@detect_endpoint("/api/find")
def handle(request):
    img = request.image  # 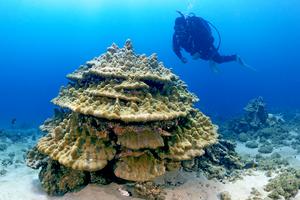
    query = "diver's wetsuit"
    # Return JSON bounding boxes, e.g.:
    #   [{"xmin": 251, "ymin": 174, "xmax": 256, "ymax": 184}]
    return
[{"xmin": 173, "ymin": 16, "xmax": 237, "ymax": 64}]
